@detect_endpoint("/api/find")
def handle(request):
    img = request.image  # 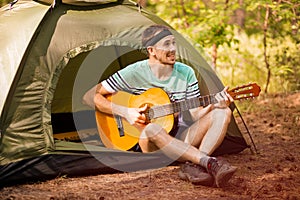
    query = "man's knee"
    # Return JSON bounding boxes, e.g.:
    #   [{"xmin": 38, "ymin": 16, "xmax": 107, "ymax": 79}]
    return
[
  {"xmin": 224, "ymin": 107, "xmax": 232, "ymax": 121},
  {"xmin": 213, "ymin": 107, "xmax": 232, "ymax": 124}
]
